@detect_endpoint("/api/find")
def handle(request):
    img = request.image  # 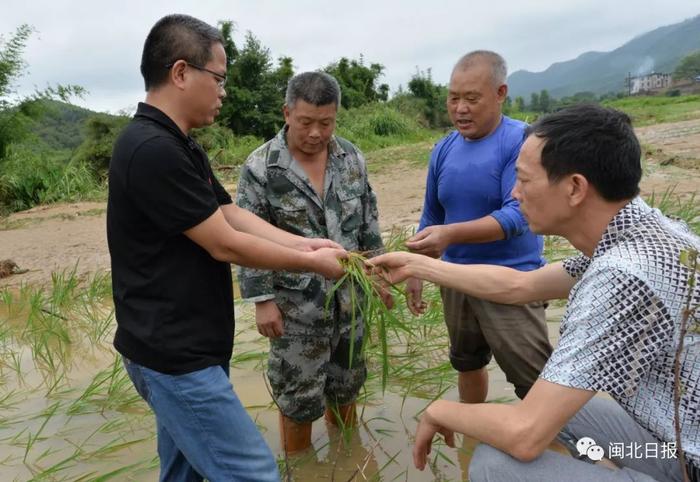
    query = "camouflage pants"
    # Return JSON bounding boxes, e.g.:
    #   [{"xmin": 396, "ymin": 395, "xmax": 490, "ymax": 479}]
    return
[{"xmin": 268, "ymin": 320, "xmax": 367, "ymax": 423}]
